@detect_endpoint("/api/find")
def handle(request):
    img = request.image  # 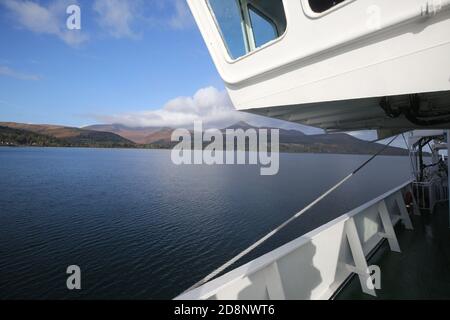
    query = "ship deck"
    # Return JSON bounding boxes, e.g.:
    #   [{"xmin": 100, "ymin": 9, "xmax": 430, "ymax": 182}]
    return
[{"xmin": 336, "ymin": 202, "xmax": 450, "ymax": 300}]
